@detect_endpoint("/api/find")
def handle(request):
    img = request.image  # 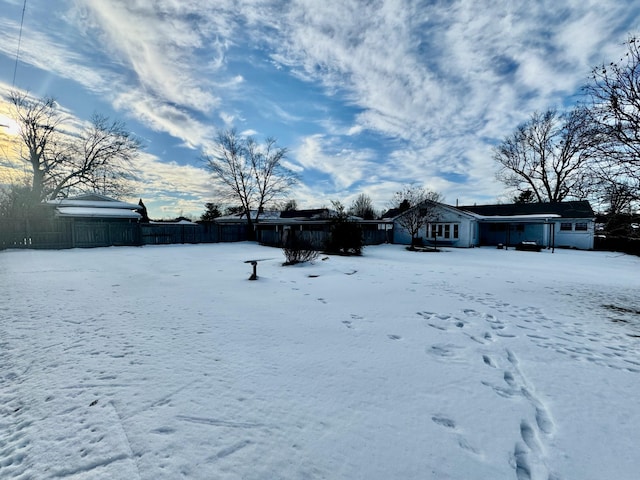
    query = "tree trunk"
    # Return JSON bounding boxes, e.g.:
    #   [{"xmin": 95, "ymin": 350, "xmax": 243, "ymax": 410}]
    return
[{"xmin": 246, "ymin": 216, "xmax": 256, "ymax": 241}]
